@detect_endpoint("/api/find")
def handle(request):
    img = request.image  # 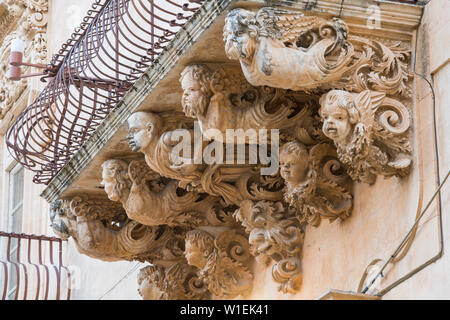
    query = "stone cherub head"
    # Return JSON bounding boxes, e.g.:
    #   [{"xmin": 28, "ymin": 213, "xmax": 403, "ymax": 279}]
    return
[
  {"xmin": 180, "ymin": 64, "xmax": 212, "ymax": 118},
  {"xmin": 319, "ymin": 90, "xmax": 359, "ymax": 146},
  {"xmin": 279, "ymin": 140, "xmax": 353, "ymax": 226},
  {"xmin": 185, "ymin": 230, "xmax": 215, "ymax": 270},
  {"xmin": 279, "ymin": 141, "xmax": 310, "ymax": 188},
  {"xmin": 223, "ymin": 8, "xmax": 258, "ymax": 64},
  {"xmin": 126, "ymin": 111, "xmax": 163, "ymax": 152}
]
